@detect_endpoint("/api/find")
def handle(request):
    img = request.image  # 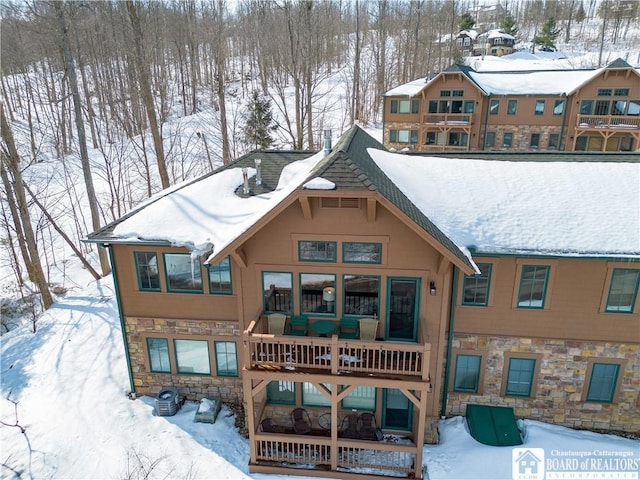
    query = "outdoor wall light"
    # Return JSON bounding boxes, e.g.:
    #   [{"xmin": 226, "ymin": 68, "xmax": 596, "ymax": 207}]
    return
[{"xmin": 429, "ymin": 281, "xmax": 437, "ymax": 296}]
